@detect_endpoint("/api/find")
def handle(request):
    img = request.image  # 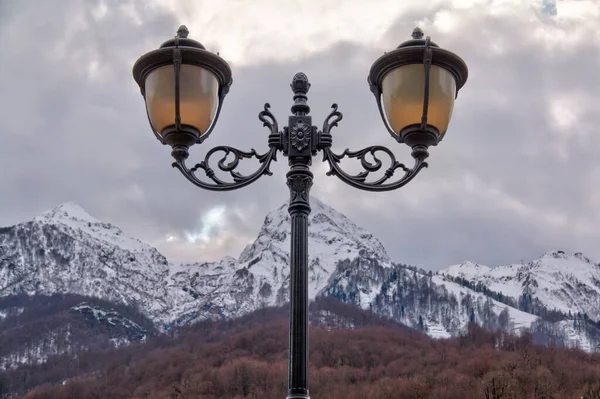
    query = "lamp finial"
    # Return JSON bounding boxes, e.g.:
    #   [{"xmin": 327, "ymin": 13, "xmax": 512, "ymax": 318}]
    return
[
  {"xmin": 412, "ymin": 27, "xmax": 424, "ymax": 40},
  {"xmin": 177, "ymin": 25, "xmax": 189, "ymax": 38}
]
